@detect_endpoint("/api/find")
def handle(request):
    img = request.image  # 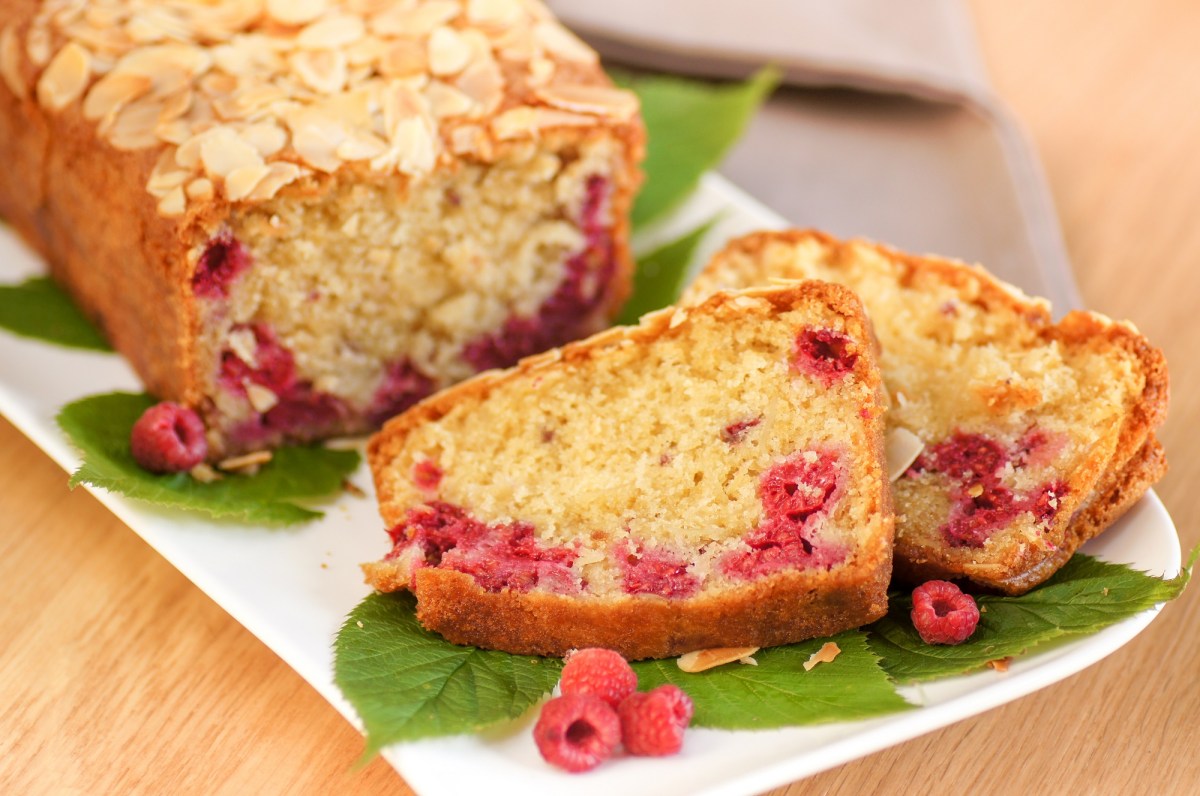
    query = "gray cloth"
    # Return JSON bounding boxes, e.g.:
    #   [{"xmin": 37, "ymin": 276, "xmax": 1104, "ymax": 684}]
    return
[{"xmin": 548, "ymin": 0, "xmax": 1082, "ymax": 312}]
